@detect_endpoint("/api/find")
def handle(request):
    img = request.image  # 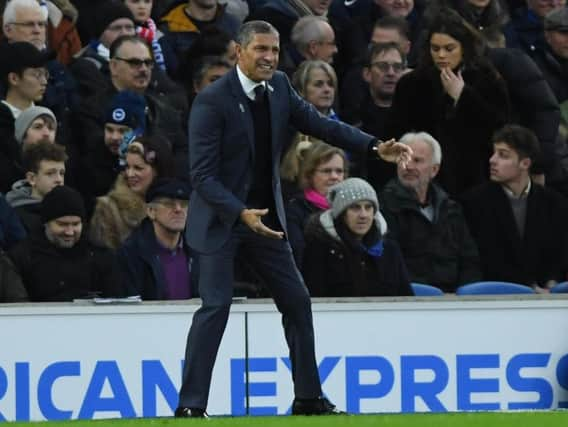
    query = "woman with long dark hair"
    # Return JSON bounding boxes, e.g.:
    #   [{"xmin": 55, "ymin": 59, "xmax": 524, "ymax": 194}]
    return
[{"xmin": 386, "ymin": 8, "xmax": 510, "ymax": 195}]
